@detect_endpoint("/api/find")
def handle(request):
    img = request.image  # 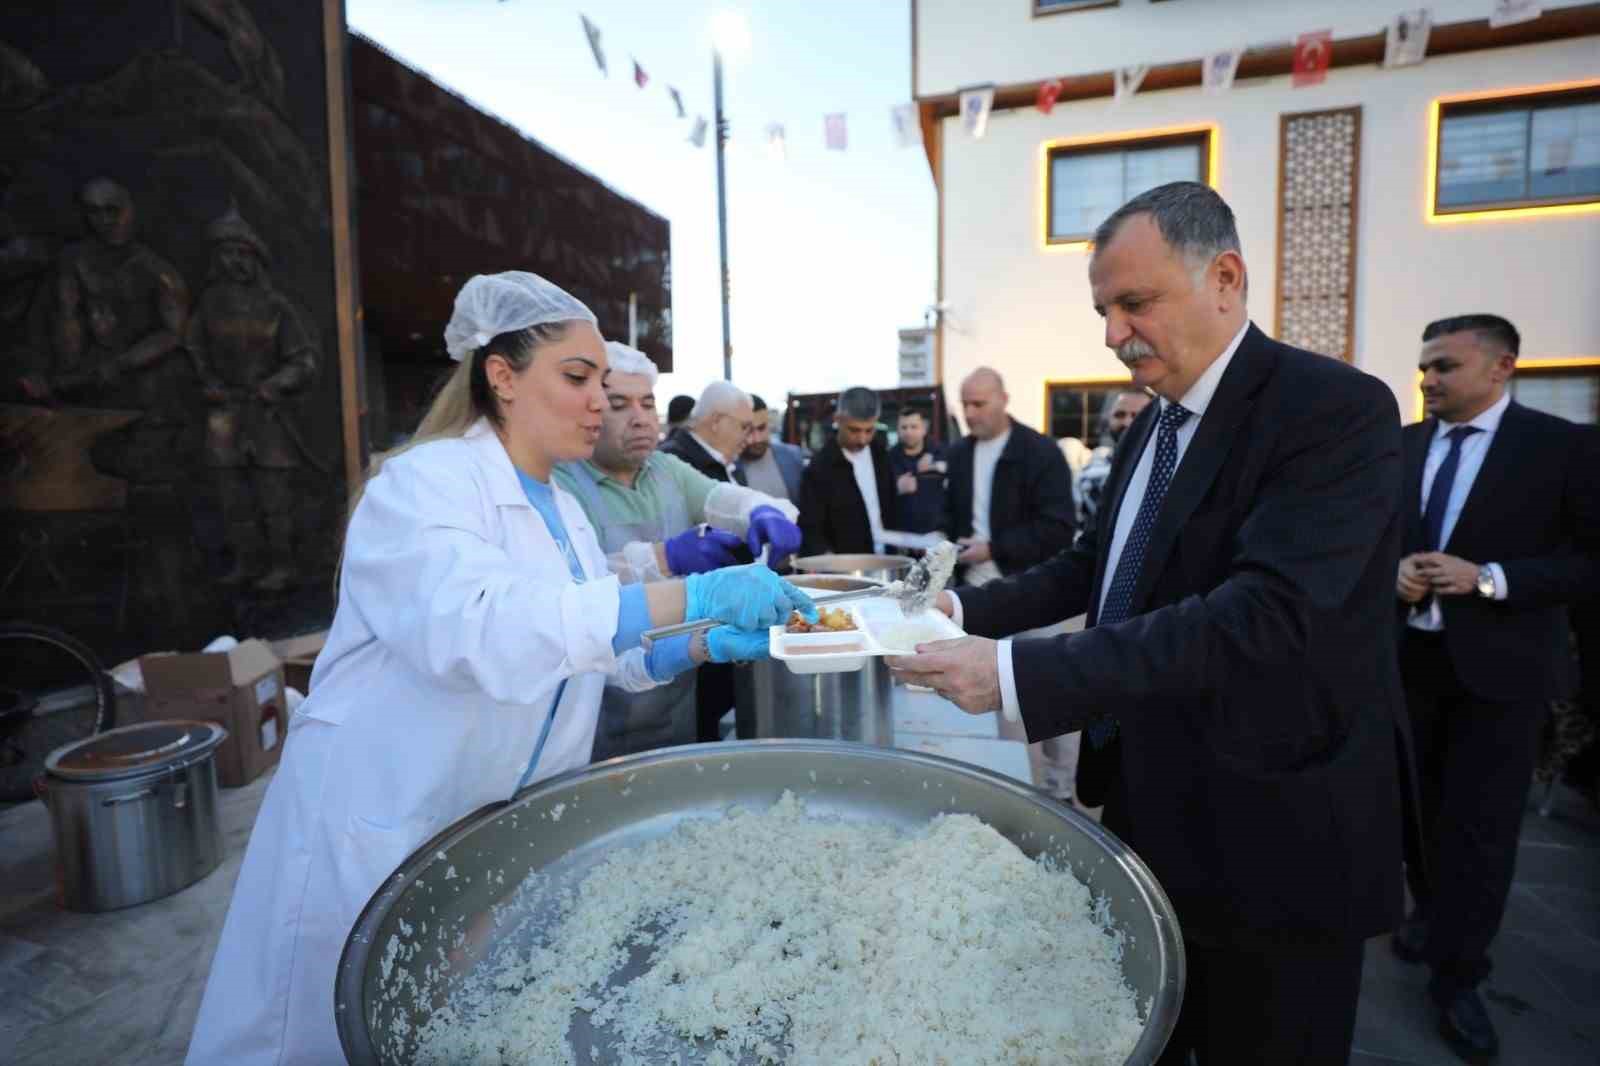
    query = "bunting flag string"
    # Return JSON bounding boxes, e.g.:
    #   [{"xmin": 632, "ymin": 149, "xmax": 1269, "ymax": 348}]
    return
[
  {"xmin": 1384, "ymin": 9, "xmax": 1432, "ymax": 68},
  {"xmin": 579, "ymin": 14, "xmax": 606, "ymax": 75},
  {"xmin": 1489, "ymin": 0, "xmax": 1542, "ymax": 28},
  {"xmin": 564, "ymin": 5, "xmax": 1505, "ymax": 163},
  {"xmin": 959, "ymin": 86, "xmax": 995, "ymax": 139},
  {"xmin": 824, "ymin": 113, "xmax": 848, "ymax": 151},
  {"xmin": 891, "ymin": 103, "xmax": 920, "ymax": 149},
  {"xmin": 1114, "ymin": 65, "xmax": 1149, "ymax": 102},
  {"xmin": 1292, "ymin": 29, "xmax": 1333, "ymax": 87}
]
